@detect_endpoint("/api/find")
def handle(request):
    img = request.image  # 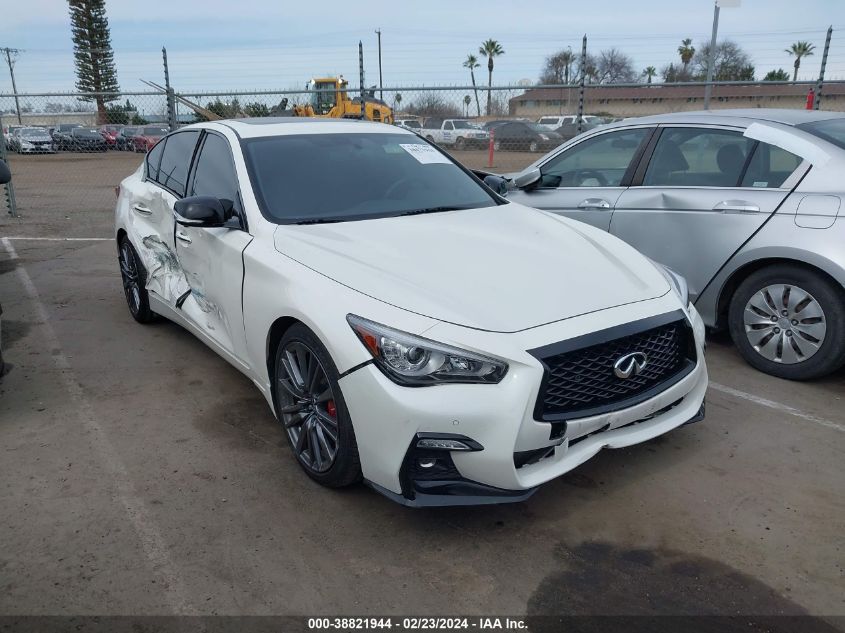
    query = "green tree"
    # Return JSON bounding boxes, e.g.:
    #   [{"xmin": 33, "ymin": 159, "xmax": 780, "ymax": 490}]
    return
[
  {"xmin": 642, "ymin": 66, "xmax": 657, "ymax": 84},
  {"xmin": 763, "ymin": 68, "xmax": 790, "ymax": 81},
  {"xmin": 478, "ymin": 39, "xmax": 504, "ymax": 116},
  {"xmin": 785, "ymin": 41, "xmax": 816, "ymax": 82},
  {"xmin": 678, "ymin": 38, "xmax": 695, "ymax": 74},
  {"xmin": 540, "ymin": 48, "xmax": 576, "ymax": 84},
  {"xmin": 244, "ymin": 102, "xmax": 271, "ymax": 117},
  {"xmin": 463, "ymin": 54, "xmax": 482, "ymax": 117},
  {"xmin": 463, "ymin": 94, "xmax": 471, "ymax": 116},
  {"xmin": 68, "ymin": 0, "xmax": 120, "ymax": 124},
  {"xmin": 692, "ymin": 40, "xmax": 755, "ymax": 81}
]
